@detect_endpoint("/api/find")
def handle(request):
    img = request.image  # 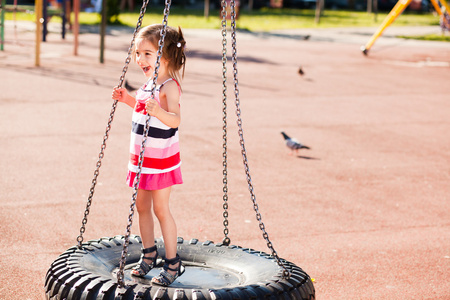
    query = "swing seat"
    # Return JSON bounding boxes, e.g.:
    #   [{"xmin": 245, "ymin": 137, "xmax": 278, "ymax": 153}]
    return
[{"xmin": 44, "ymin": 235, "xmax": 315, "ymax": 299}]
